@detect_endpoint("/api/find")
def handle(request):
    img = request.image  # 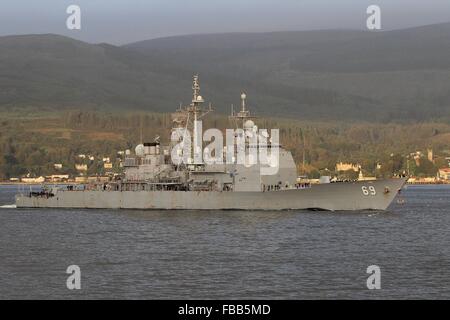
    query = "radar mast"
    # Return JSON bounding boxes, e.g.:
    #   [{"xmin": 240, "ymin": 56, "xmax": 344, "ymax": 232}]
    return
[
  {"xmin": 170, "ymin": 75, "xmax": 213, "ymax": 165},
  {"xmin": 229, "ymin": 92, "xmax": 256, "ymax": 129}
]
